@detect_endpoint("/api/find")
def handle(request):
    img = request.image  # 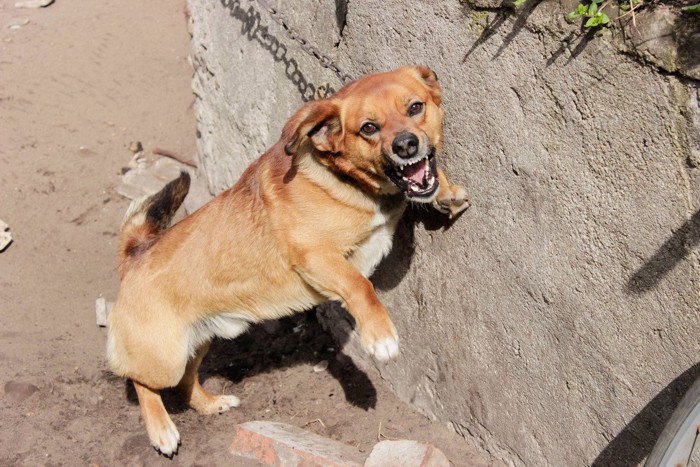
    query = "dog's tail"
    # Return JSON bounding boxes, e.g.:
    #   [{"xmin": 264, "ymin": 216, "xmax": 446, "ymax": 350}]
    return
[{"xmin": 118, "ymin": 171, "xmax": 190, "ymax": 272}]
